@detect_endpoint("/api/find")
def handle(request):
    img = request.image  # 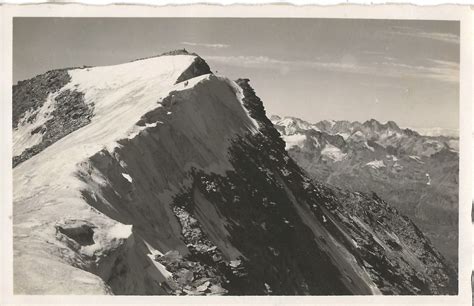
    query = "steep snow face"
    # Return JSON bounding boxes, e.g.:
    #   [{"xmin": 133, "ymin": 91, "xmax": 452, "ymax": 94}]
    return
[
  {"xmin": 13, "ymin": 55, "xmax": 258, "ymax": 294},
  {"xmin": 282, "ymin": 133, "xmax": 306, "ymax": 150},
  {"xmin": 64, "ymin": 55, "xmax": 199, "ymax": 152},
  {"xmin": 365, "ymin": 160, "xmax": 386, "ymax": 169},
  {"xmin": 271, "ymin": 116, "xmax": 320, "ymax": 134},
  {"xmin": 321, "ymin": 144, "xmax": 346, "ymax": 162}
]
